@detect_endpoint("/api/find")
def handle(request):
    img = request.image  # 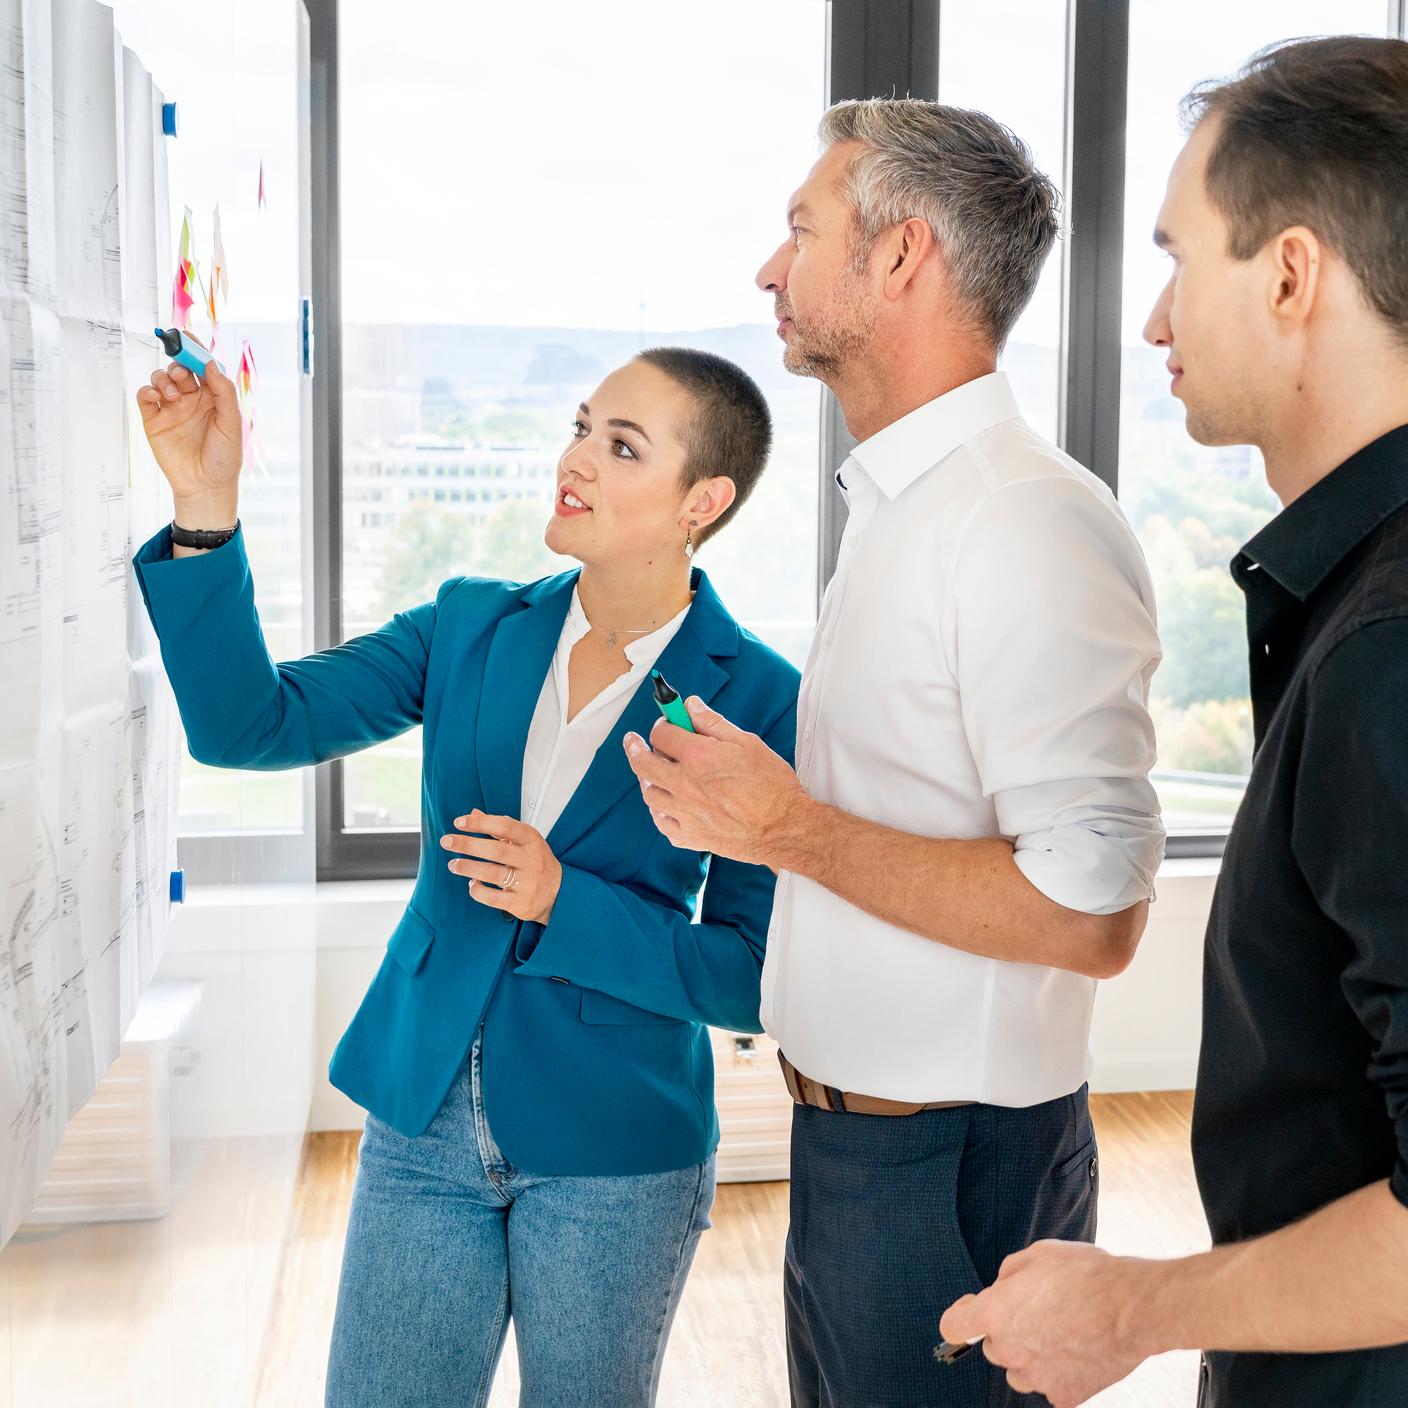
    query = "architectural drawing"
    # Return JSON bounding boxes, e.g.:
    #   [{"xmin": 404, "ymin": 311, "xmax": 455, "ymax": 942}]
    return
[{"xmin": 1, "ymin": 0, "xmax": 180, "ymax": 1246}]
